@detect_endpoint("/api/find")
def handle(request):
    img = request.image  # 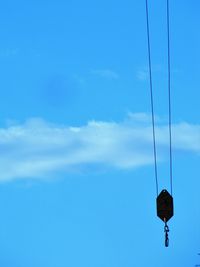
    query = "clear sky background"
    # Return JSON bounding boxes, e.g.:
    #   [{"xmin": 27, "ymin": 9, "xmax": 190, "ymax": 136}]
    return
[{"xmin": 0, "ymin": 0, "xmax": 200, "ymax": 266}]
